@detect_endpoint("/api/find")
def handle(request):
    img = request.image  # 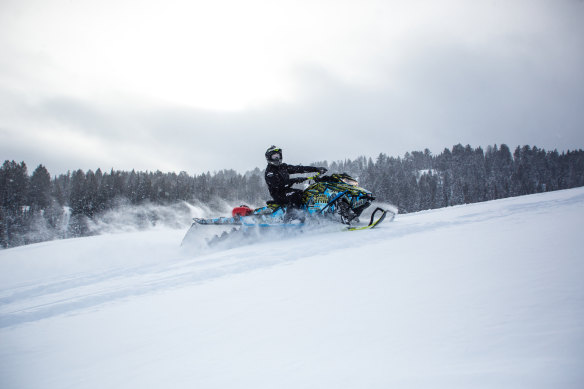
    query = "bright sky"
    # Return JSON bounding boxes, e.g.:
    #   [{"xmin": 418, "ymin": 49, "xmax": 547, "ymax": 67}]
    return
[{"xmin": 1, "ymin": 0, "xmax": 583, "ymax": 175}]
